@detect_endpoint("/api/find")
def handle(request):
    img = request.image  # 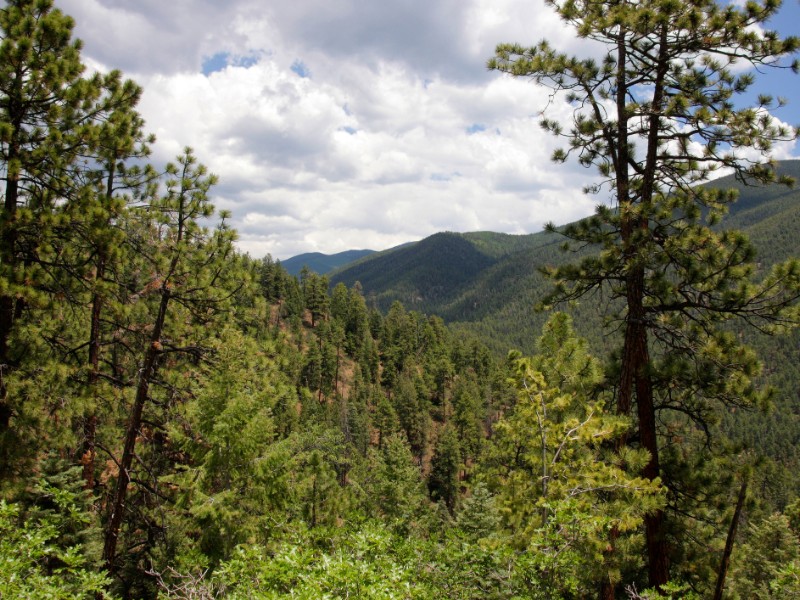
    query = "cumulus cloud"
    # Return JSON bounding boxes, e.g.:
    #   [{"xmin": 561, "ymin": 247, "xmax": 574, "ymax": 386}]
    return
[{"xmin": 58, "ymin": 0, "xmax": 800, "ymax": 259}]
